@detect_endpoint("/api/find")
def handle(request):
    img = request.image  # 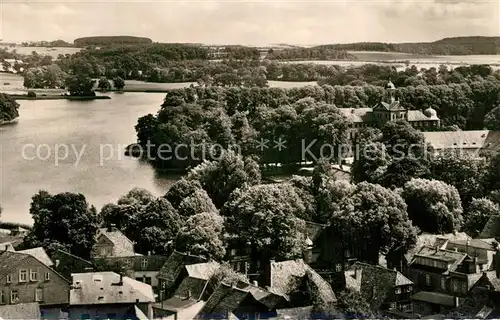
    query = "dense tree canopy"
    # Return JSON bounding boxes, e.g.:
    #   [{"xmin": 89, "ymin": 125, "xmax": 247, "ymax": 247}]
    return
[
  {"xmin": 223, "ymin": 183, "xmax": 307, "ymax": 260},
  {"xmin": 401, "ymin": 178, "xmax": 463, "ymax": 233},
  {"xmin": 0, "ymin": 93, "xmax": 19, "ymax": 121},
  {"xmin": 463, "ymin": 198, "xmax": 500, "ymax": 237},
  {"xmin": 25, "ymin": 191, "xmax": 101, "ymax": 259}
]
